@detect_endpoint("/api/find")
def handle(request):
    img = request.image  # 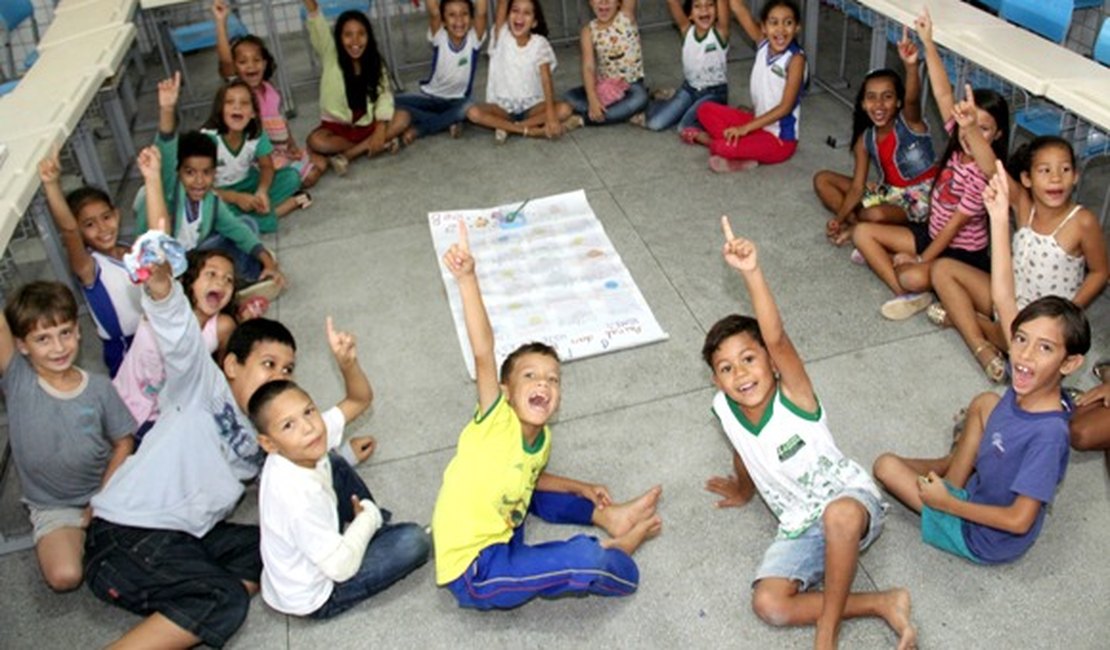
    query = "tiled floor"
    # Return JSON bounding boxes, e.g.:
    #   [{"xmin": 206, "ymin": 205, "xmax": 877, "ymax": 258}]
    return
[{"xmin": 2, "ymin": 15, "xmax": 1108, "ymax": 650}]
